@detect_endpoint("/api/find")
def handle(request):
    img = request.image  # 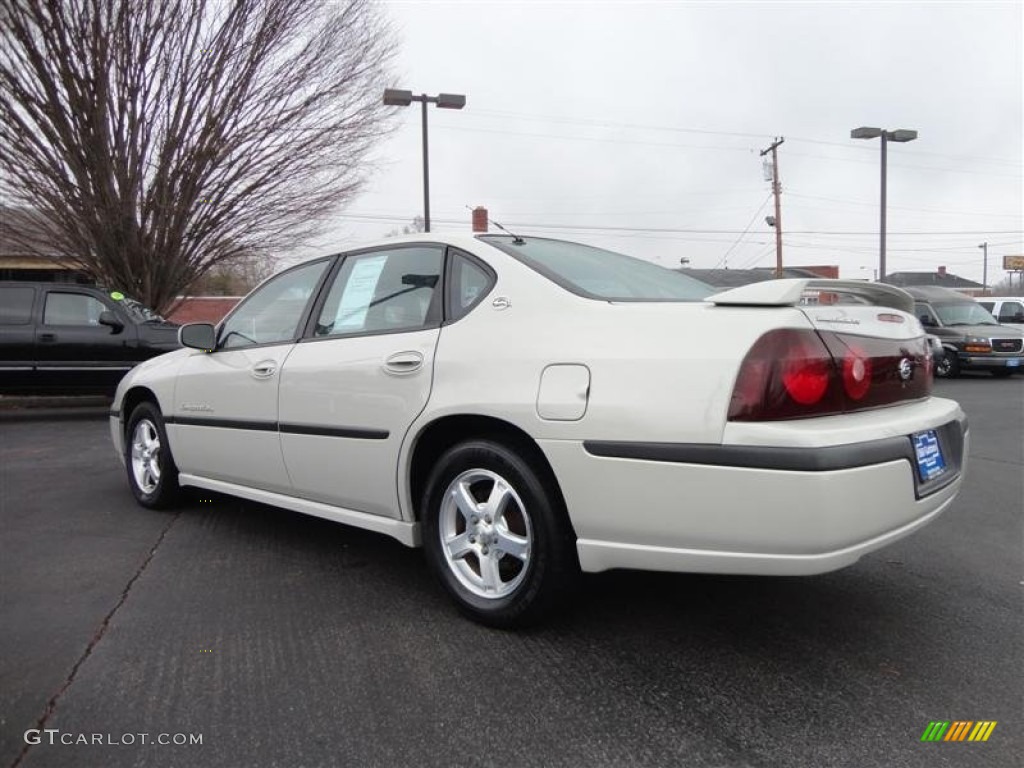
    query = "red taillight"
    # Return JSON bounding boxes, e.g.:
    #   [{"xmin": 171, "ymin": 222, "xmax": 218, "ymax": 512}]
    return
[
  {"xmin": 782, "ymin": 355, "xmax": 831, "ymax": 405},
  {"xmin": 729, "ymin": 329, "xmax": 931, "ymax": 421},
  {"xmin": 728, "ymin": 329, "xmax": 840, "ymax": 421}
]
